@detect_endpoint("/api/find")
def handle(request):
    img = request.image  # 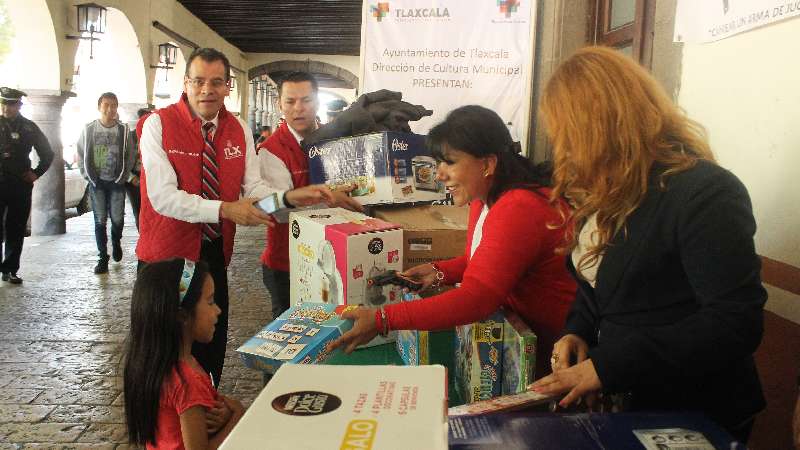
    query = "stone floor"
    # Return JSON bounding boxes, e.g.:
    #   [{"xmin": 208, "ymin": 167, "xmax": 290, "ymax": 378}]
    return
[{"xmin": 0, "ymin": 209, "xmax": 273, "ymax": 449}]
